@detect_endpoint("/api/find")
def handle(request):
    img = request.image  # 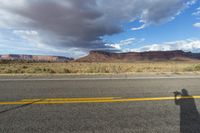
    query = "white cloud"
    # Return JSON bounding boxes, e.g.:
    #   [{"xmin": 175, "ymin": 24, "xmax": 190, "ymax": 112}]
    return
[
  {"xmin": 105, "ymin": 38, "xmax": 146, "ymax": 51},
  {"xmin": 131, "ymin": 24, "xmax": 146, "ymax": 31},
  {"xmin": 105, "ymin": 38, "xmax": 136, "ymax": 50},
  {"xmin": 192, "ymin": 6, "xmax": 200, "ymax": 28},
  {"xmin": 11, "ymin": 30, "xmax": 87, "ymax": 58},
  {"xmin": 130, "ymin": 39, "xmax": 200, "ymax": 52},
  {"xmin": 192, "ymin": 7, "xmax": 200, "ymax": 16},
  {"xmin": 118, "ymin": 38, "xmax": 136, "ymax": 46},
  {"xmin": 193, "ymin": 23, "xmax": 200, "ymax": 28},
  {"xmin": 106, "ymin": 38, "xmax": 200, "ymax": 53},
  {"xmin": 13, "ymin": 30, "xmax": 46, "ymax": 49},
  {"xmin": 13, "ymin": 30, "xmax": 38, "ymax": 36}
]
